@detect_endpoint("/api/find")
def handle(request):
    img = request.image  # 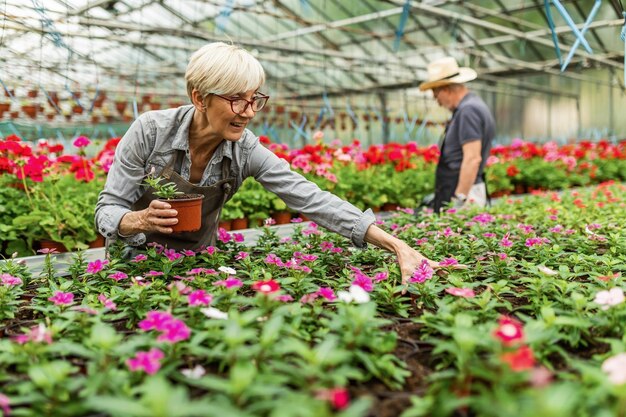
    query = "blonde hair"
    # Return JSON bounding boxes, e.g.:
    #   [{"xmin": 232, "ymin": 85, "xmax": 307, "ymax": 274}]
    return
[{"xmin": 185, "ymin": 42, "xmax": 265, "ymax": 100}]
